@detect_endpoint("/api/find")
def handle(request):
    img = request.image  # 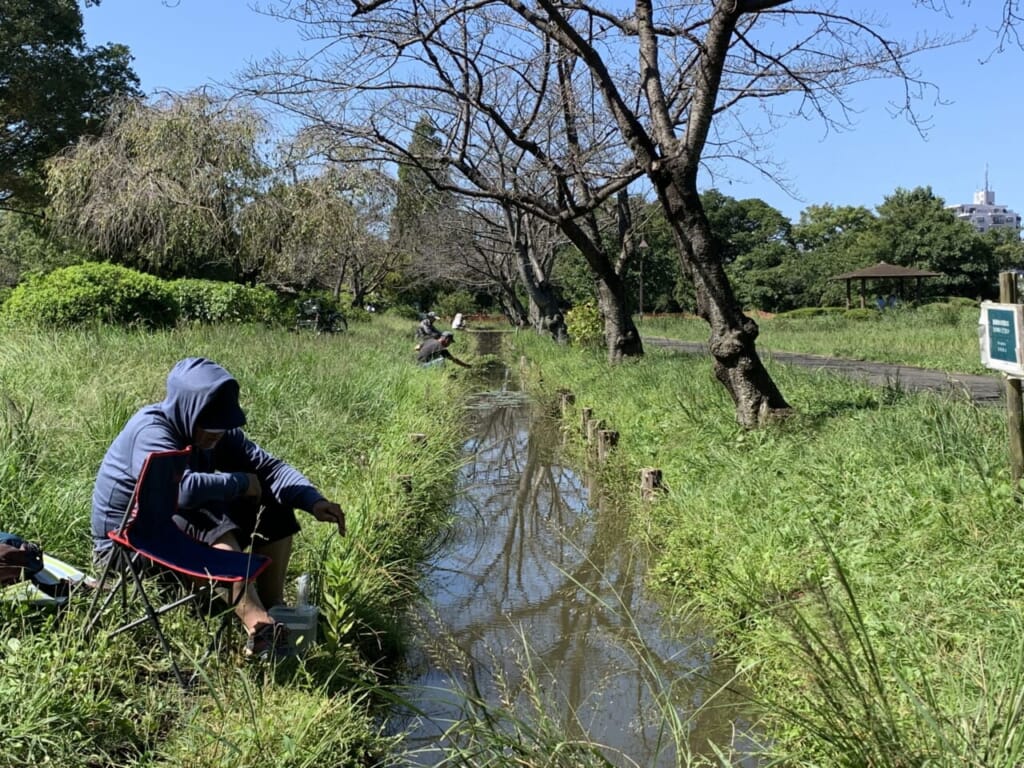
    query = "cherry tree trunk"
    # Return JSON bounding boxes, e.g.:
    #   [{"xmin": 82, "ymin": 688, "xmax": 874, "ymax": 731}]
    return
[
  {"xmin": 654, "ymin": 166, "xmax": 791, "ymax": 428},
  {"xmin": 596, "ymin": 275, "xmax": 643, "ymax": 364}
]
